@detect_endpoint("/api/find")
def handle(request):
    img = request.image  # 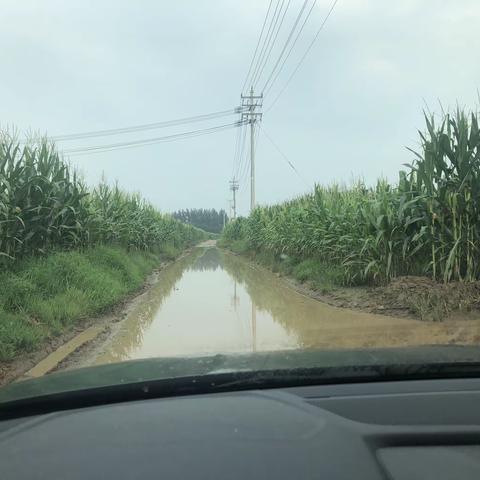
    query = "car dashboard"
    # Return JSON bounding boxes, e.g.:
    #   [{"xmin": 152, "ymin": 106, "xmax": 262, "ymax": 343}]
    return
[{"xmin": 1, "ymin": 377, "xmax": 480, "ymax": 479}]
